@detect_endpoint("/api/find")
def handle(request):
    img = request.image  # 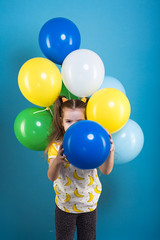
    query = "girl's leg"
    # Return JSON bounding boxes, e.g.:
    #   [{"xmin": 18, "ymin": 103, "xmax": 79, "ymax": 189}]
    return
[
  {"xmin": 55, "ymin": 205, "xmax": 77, "ymax": 240},
  {"xmin": 76, "ymin": 208, "xmax": 97, "ymax": 240}
]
